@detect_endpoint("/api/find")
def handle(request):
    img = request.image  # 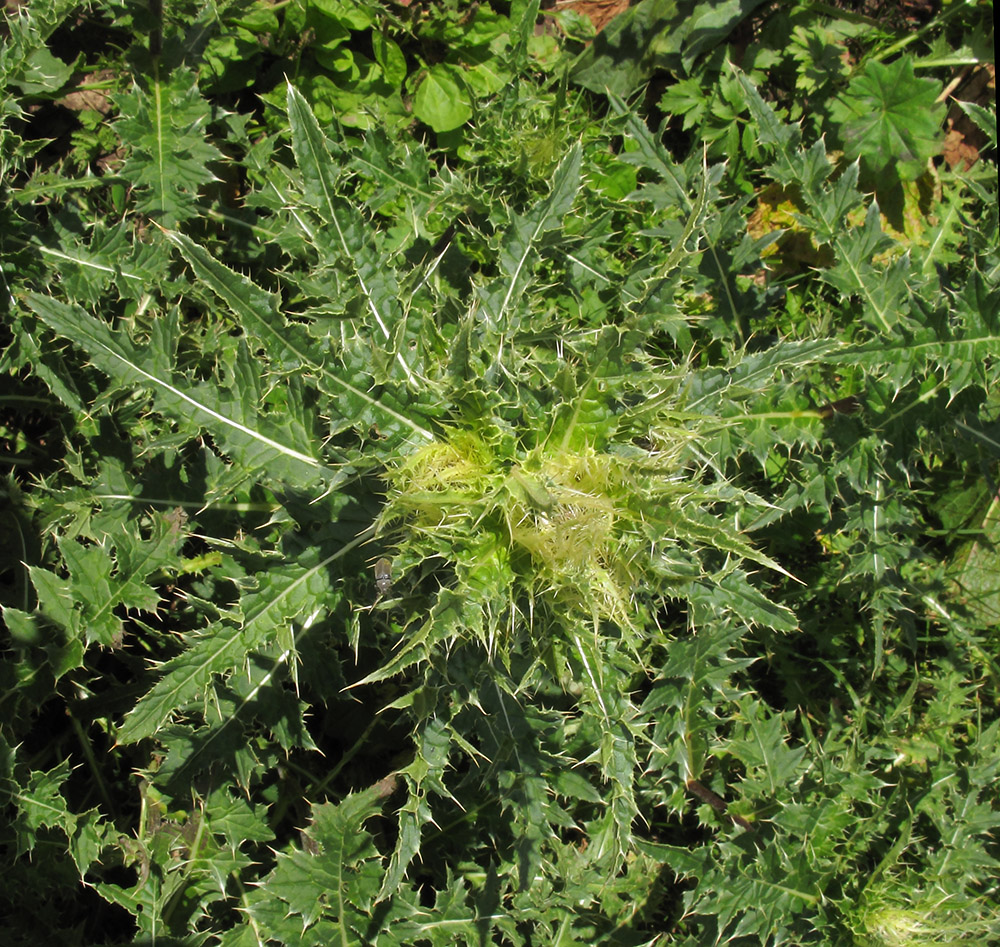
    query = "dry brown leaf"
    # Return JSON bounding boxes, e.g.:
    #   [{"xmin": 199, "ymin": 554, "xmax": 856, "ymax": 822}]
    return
[{"xmin": 556, "ymin": 0, "xmax": 631, "ymax": 35}]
